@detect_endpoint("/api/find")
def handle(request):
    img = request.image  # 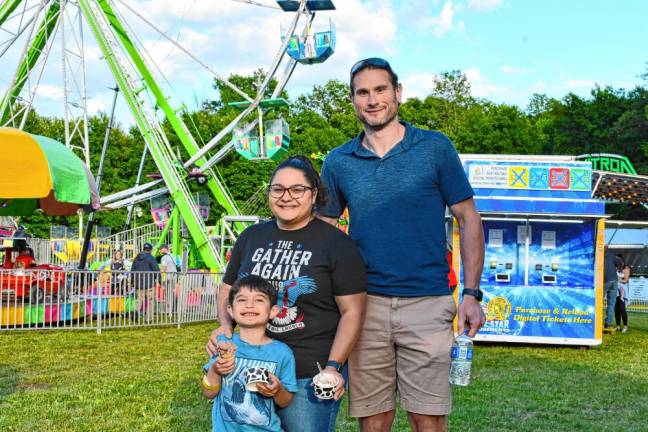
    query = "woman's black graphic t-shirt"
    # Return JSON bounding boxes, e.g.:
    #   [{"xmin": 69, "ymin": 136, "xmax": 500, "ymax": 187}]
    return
[{"xmin": 223, "ymin": 218, "xmax": 367, "ymax": 378}]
